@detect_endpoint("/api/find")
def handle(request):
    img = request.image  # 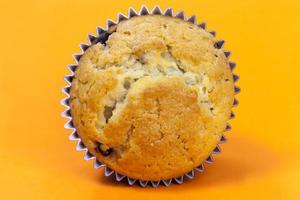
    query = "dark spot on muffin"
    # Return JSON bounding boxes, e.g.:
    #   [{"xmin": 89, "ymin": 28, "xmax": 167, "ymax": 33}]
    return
[
  {"xmin": 80, "ymin": 119, "xmax": 85, "ymax": 126},
  {"xmin": 137, "ymin": 54, "xmax": 147, "ymax": 64},
  {"xmin": 202, "ymin": 87, "xmax": 207, "ymax": 94},
  {"xmin": 157, "ymin": 67, "xmax": 166, "ymax": 75},
  {"xmin": 178, "ymin": 66, "xmax": 186, "ymax": 73},
  {"xmin": 104, "ymin": 105, "xmax": 115, "ymax": 123},
  {"xmin": 95, "ymin": 142, "xmax": 113, "ymax": 156},
  {"xmin": 208, "ymin": 88, "xmax": 214, "ymax": 93},
  {"xmin": 123, "ymin": 79, "xmax": 131, "ymax": 89},
  {"xmin": 124, "ymin": 31, "xmax": 131, "ymax": 35}
]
